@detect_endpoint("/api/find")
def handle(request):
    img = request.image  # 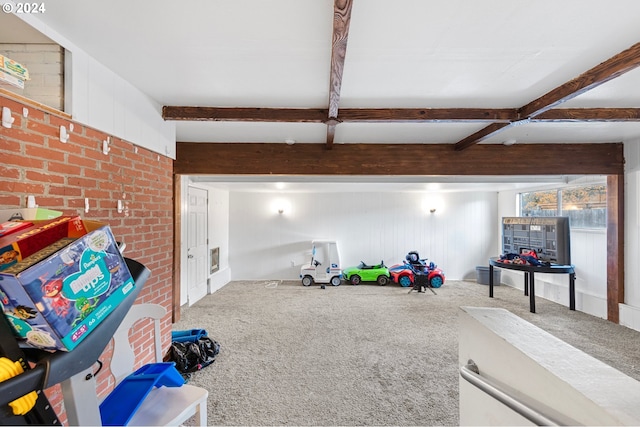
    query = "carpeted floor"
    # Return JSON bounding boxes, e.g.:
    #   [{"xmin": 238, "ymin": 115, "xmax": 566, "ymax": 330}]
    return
[{"xmin": 173, "ymin": 280, "xmax": 640, "ymax": 426}]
